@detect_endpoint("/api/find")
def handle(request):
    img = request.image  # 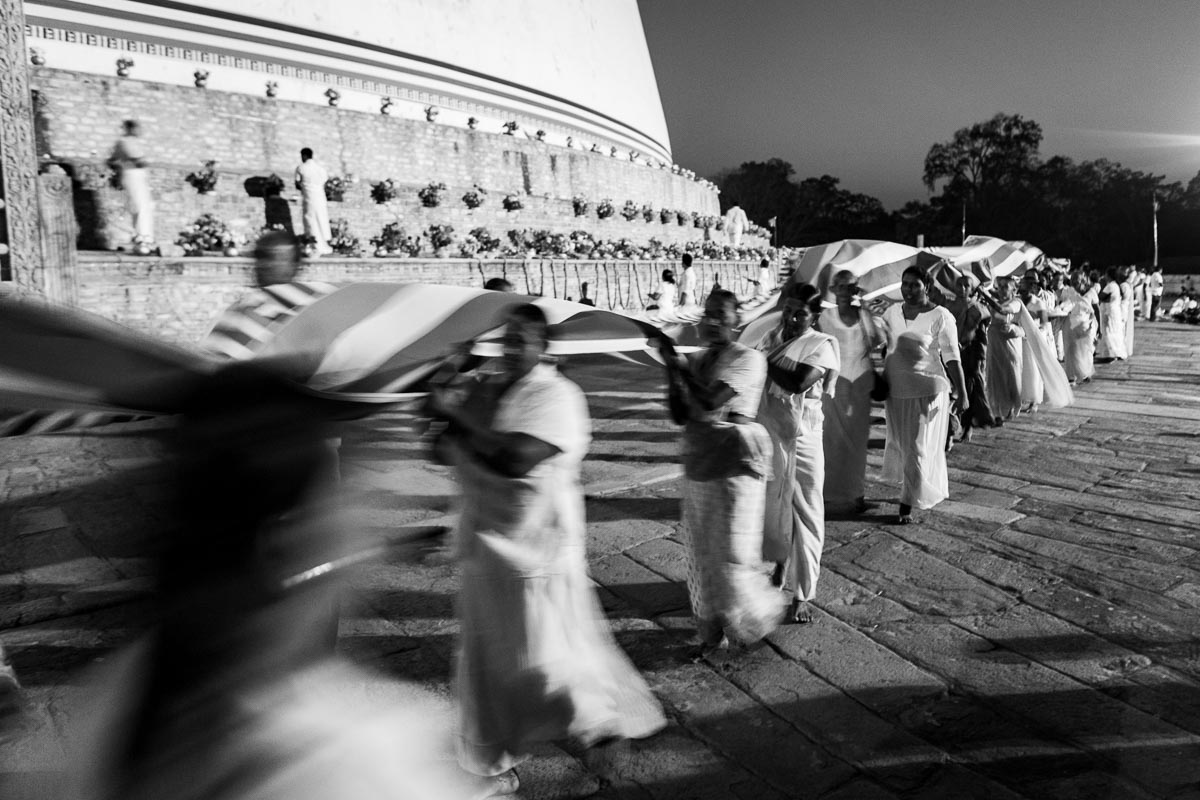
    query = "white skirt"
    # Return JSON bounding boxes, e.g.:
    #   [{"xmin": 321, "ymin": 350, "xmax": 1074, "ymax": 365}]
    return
[{"xmin": 882, "ymin": 393, "xmax": 950, "ymax": 510}]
